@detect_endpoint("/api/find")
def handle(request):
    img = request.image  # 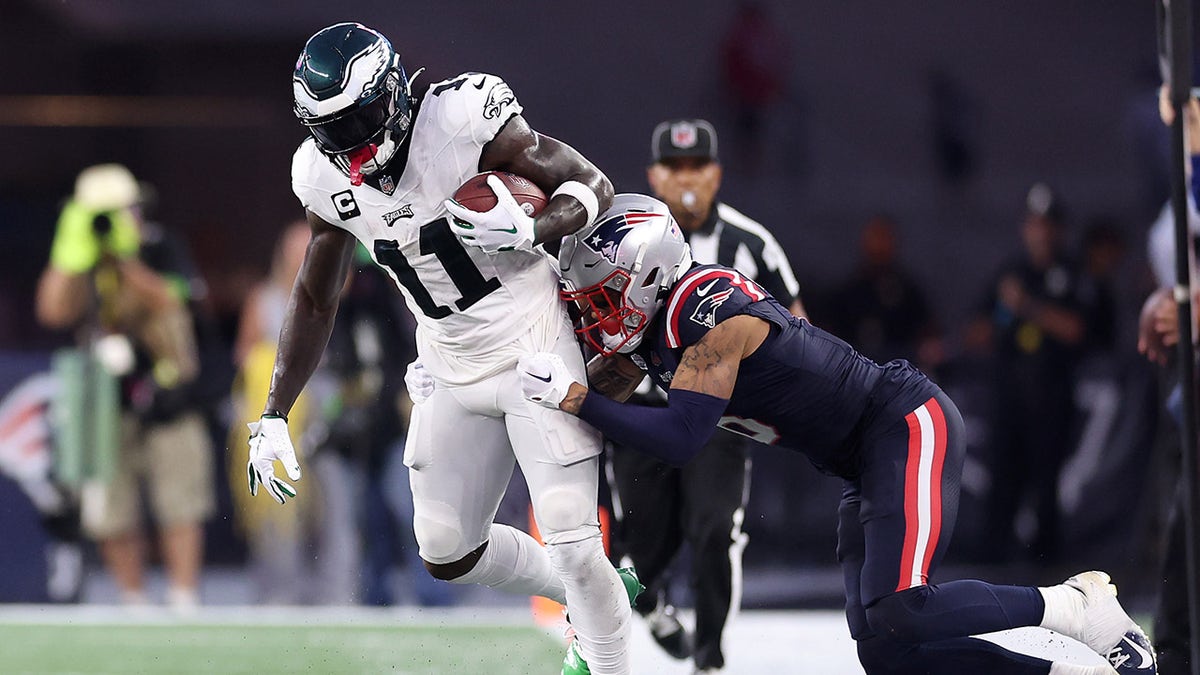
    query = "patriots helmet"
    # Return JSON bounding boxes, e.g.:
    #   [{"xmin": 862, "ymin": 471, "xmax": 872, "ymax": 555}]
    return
[
  {"xmin": 559, "ymin": 193, "xmax": 693, "ymax": 355},
  {"xmin": 293, "ymin": 22, "xmax": 414, "ymax": 185}
]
